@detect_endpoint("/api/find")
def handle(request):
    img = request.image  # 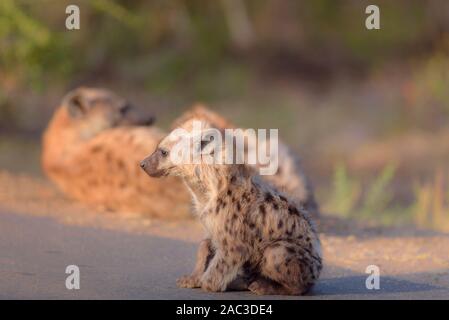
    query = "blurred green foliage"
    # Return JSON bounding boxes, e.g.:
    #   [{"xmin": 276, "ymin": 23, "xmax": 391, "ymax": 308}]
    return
[
  {"xmin": 412, "ymin": 51, "xmax": 449, "ymax": 116},
  {"xmin": 325, "ymin": 163, "xmax": 397, "ymax": 220},
  {"xmin": 1, "ymin": 0, "xmax": 448, "ymax": 95},
  {"xmin": 324, "ymin": 163, "xmax": 449, "ymax": 231},
  {"xmin": 325, "ymin": 162, "xmax": 361, "ymax": 216},
  {"xmin": 0, "ymin": 0, "xmax": 72, "ymax": 87},
  {"xmin": 2, "ymin": 0, "xmax": 448, "ymax": 132},
  {"xmin": 409, "ymin": 169, "xmax": 449, "ymax": 232},
  {"xmin": 360, "ymin": 163, "xmax": 396, "ymax": 218}
]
